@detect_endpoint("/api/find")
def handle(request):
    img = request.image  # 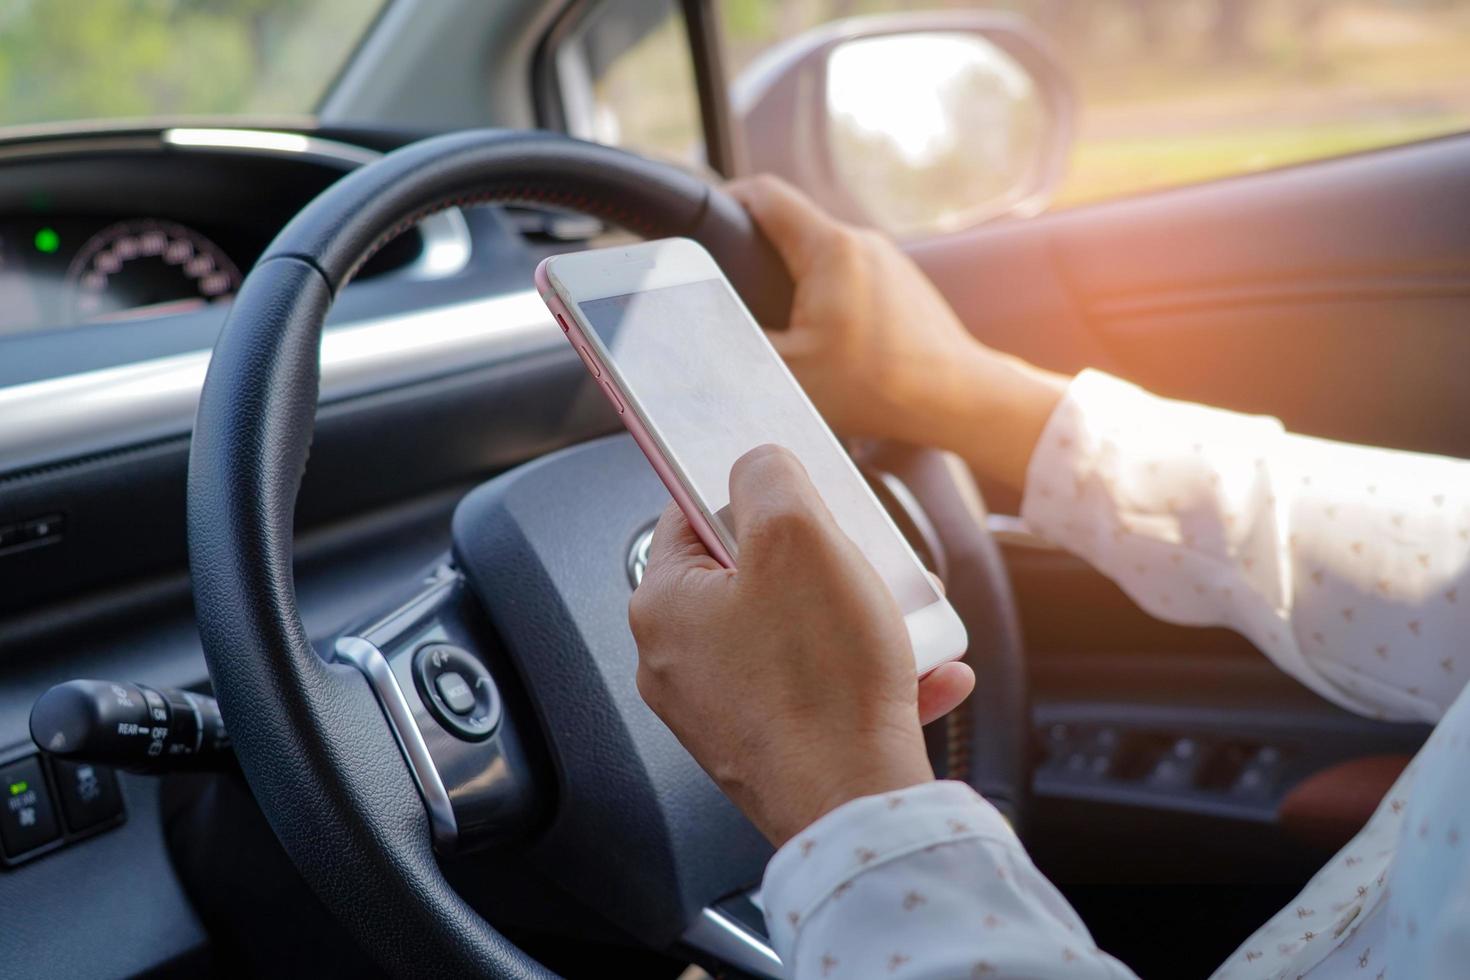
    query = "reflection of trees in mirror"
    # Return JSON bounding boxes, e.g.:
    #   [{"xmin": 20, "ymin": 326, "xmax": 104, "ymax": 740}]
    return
[{"xmin": 826, "ymin": 35, "xmax": 1046, "ymax": 237}]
